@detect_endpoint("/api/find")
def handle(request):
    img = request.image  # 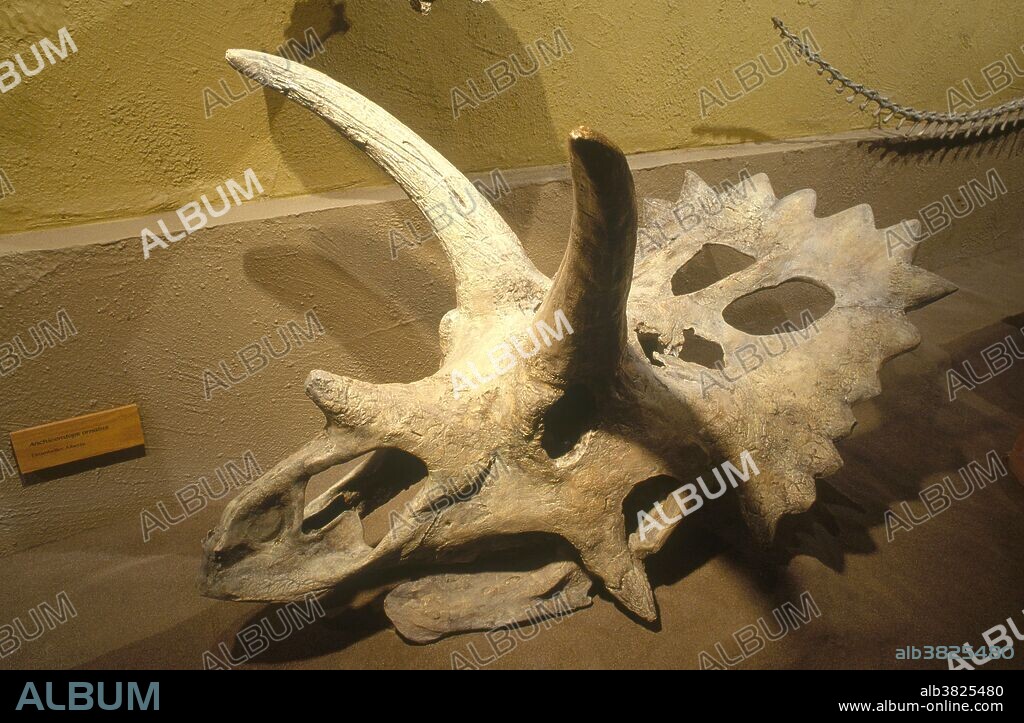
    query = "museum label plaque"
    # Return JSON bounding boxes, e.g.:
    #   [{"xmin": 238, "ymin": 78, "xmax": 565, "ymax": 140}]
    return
[{"xmin": 9, "ymin": 404, "xmax": 144, "ymax": 473}]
